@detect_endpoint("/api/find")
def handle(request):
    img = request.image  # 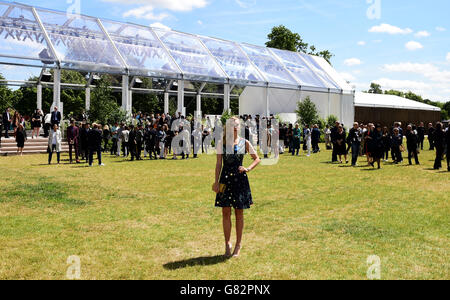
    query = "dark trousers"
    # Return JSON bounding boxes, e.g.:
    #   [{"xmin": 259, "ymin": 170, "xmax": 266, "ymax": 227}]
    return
[
  {"xmin": 44, "ymin": 123, "xmax": 50, "ymax": 137},
  {"xmin": 408, "ymin": 148, "xmax": 419, "ymax": 165},
  {"xmin": 332, "ymin": 143, "xmax": 338, "ymax": 162},
  {"xmin": 48, "ymin": 144, "xmax": 60, "ymax": 163},
  {"xmin": 429, "ymin": 138, "xmax": 434, "ymax": 150},
  {"xmin": 69, "ymin": 143, "xmax": 79, "ymax": 162},
  {"xmin": 418, "ymin": 138, "xmax": 424, "ymax": 150},
  {"xmin": 136, "ymin": 143, "xmax": 142, "ymax": 160},
  {"xmin": 434, "ymin": 146, "xmax": 443, "ymax": 169},
  {"xmin": 392, "ymin": 146, "xmax": 402, "ymax": 163},
  {"xmin": 89, "ymin": 149, "xmax": 102, "ymax": 166},
  {"xmin": 447, "ymin": 150, "xmax": 450, "ymax": 170},
  {"xmin": 3, "ymin": 122, "xmax": 10, "ymax": 138},
  {"xmin": 147, "ymin": 143, "xmax": 158, "ymax": 159},
  {"xmin": 103, "ymin": 138, "xmax": 109, "ymax": 152},
  {"xmin": 130, "ymin": 143, "xmax": 137, "ymax": 160},
  {"xmin": 351, "ymin": 142, "xmax": 360, "ymax": 166},
  {"xmin": 111, "ymin": 138, "xmax": 117, "ymax": 155},
  {"xmin": 384, "ymin": 149, "xmax": 390, "ymax": 160},
  {"xmin": 312, "ymin": 140, "xmax": 319, "ymax": 153}
]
